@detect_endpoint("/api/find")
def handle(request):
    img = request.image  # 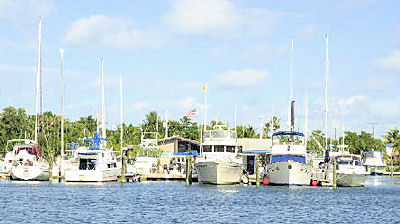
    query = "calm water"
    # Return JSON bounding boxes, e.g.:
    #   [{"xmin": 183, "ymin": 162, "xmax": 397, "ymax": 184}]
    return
[{"xmin": 1, "ymin": 176, "xmax": 399, "ymax": 223}]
